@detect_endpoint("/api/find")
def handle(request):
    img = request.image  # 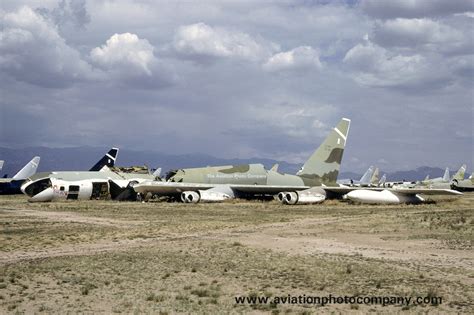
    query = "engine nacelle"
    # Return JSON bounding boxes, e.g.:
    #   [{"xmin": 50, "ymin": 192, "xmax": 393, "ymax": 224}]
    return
[
  {"xmin": 278, "ymin": 188, "xmax": 326, "ymax": 205},
  {"xmin": 181, "ymin": 191, "xmax": 200, "ymax": 203},
  {"xmin": 181, "ymin": 190, "xmax": 231, "ymax": 203}
]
